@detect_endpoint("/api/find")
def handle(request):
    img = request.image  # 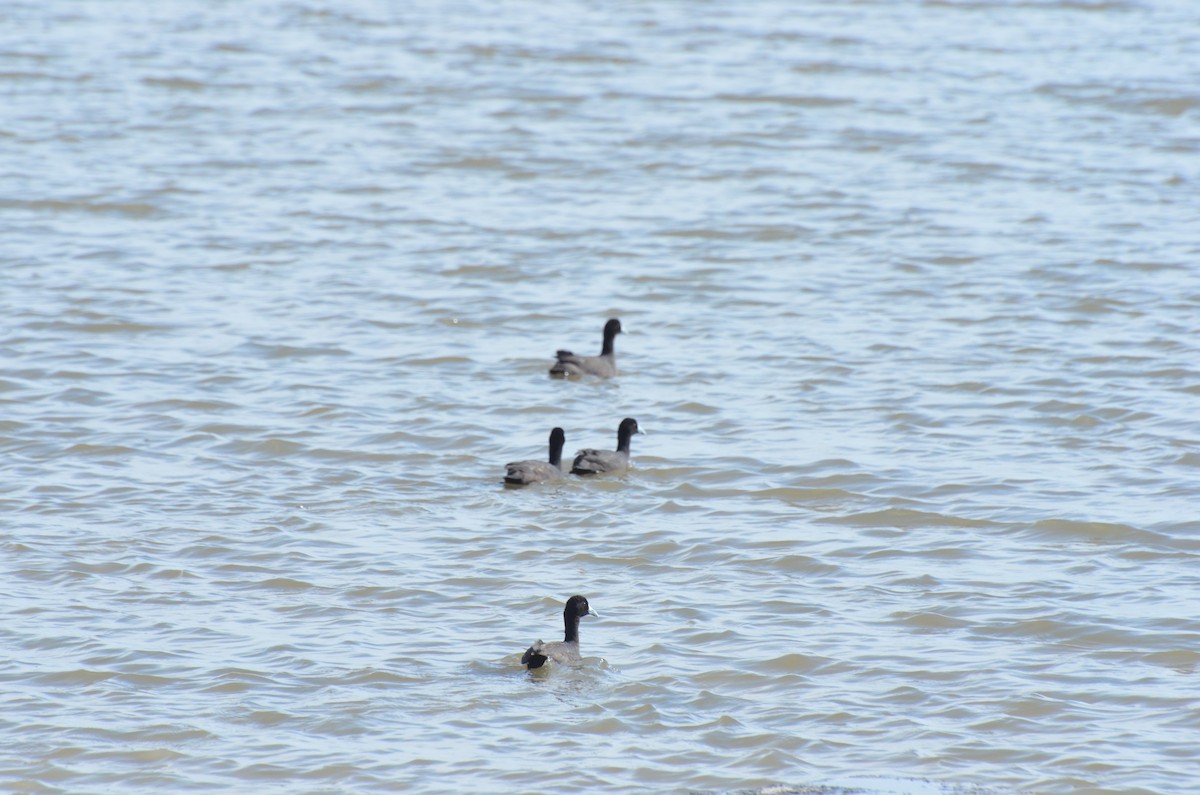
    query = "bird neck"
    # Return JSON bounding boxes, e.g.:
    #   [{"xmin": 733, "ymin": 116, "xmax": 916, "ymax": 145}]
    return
[{"xmin": 563, "ymin": 613, "xmax": 580, "ymax": 643}]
